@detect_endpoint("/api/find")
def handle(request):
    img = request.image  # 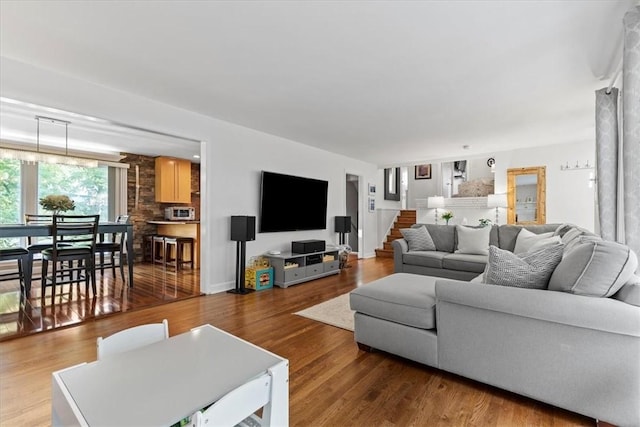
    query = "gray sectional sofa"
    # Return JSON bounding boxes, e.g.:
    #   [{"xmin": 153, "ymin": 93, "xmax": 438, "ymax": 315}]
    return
[
  {"xmin": 353, "ymin": 223, "xmax": 640, "ymax": 426},
  {"xmin": 392, "ymin": 223, "xmax": 561, "ymax": 280}
]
